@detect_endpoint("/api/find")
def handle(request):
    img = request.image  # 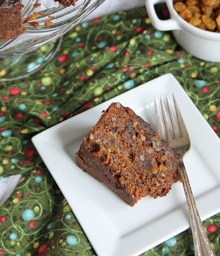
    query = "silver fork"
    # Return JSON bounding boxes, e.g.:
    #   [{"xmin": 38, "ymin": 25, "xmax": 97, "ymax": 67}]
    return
[{"xmin": 155, "ymin": 95, "xmax": 215, "ymax": 256}]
